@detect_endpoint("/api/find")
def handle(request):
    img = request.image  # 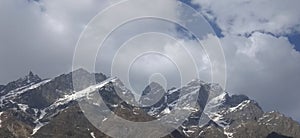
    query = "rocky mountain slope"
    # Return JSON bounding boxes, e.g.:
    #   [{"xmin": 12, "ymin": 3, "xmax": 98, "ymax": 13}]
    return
[{"xmin": 0, "ymin": 69, "xmax": 299, "ymax": 138}]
